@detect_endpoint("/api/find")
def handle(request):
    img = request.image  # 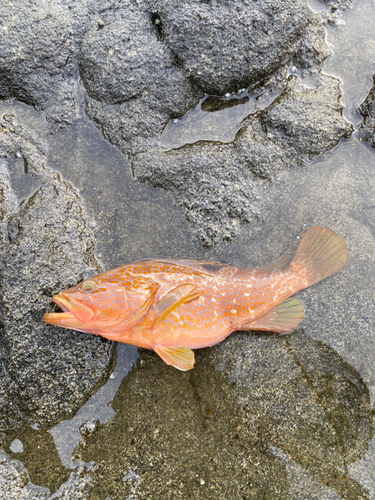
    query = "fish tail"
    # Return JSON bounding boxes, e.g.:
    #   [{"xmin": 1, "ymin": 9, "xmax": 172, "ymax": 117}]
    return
[{"xmin": 290, "ymin": 226, "xmax": 349, "ymax": 287}]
